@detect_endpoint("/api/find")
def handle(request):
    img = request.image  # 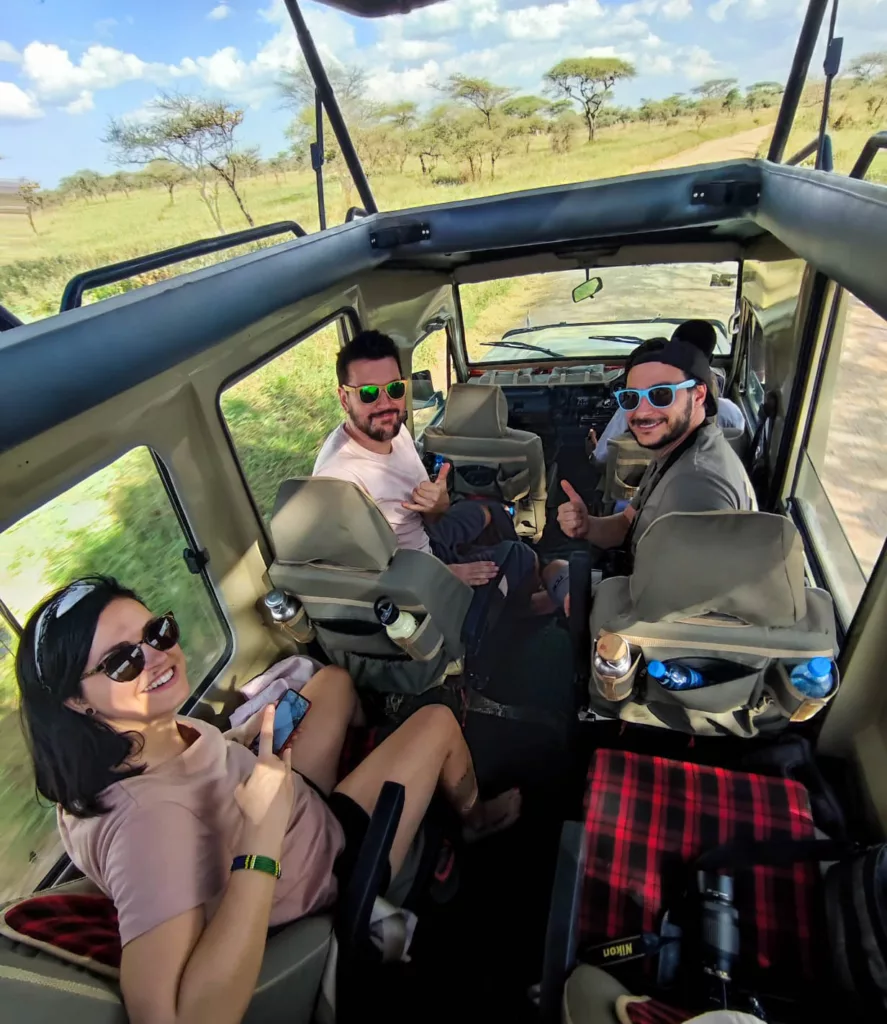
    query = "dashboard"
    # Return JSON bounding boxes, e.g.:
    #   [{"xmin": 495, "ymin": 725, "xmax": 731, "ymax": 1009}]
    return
[{"xmin": 468, "ymin": 365, "xmax": 624, "ymax": 454}]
